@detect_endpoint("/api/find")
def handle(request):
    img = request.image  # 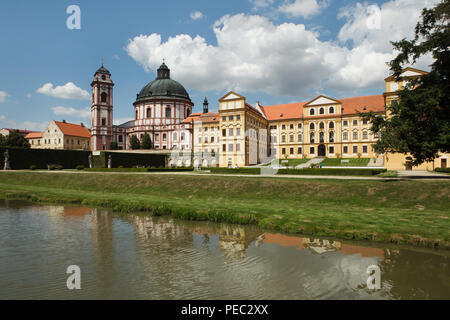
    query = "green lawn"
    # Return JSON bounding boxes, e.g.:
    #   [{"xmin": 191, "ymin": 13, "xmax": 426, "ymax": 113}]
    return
[
  {"xmin": 321, "ymin": 158, "xmax": 371, "ymax": 167},
  {"xmin": 266, "ymin": 158, "xmax": 310, "ymax": 167},
  {"xmin": 0, "ymin": 171, "xmax": 449, "ymax": 248}
]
